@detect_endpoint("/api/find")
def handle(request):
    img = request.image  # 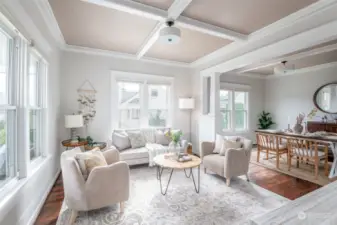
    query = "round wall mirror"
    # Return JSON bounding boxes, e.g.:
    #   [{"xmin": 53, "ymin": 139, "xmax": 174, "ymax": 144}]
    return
[{"xmin": 313, "ymin": 82, "xmax": 337, "ymax": 114}]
